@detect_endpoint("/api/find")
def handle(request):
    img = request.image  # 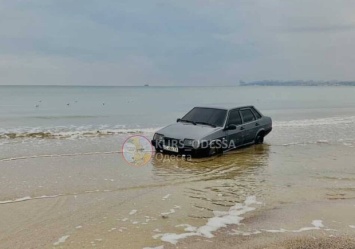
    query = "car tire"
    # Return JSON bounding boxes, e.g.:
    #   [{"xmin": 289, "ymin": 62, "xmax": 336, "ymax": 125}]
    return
[
  {"xmin": 255, "ymin": 132, "xmax": 264, "ymax": 144},
  {"xmin": 207, "ymin": 145, "xmax": 223, "ymax": 157}
]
